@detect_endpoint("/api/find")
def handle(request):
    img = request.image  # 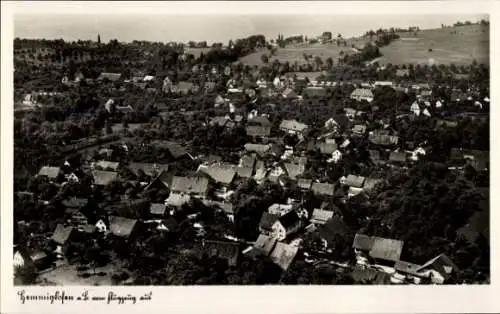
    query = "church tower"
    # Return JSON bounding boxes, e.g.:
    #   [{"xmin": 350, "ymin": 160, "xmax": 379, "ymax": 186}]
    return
[{"xmin": 97, "ymin": 34, "xmax": 101, "ymax": 44}]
